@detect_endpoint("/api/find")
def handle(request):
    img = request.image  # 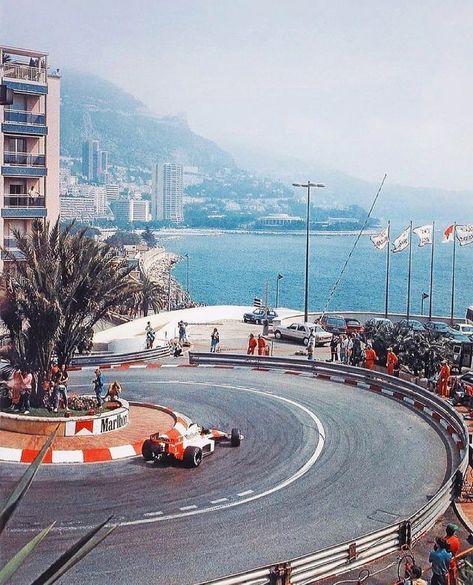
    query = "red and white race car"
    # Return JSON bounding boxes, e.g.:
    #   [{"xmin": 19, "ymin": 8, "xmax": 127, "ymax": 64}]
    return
[{"xmin": 142, "ymin": 421, "xmax": 242, "ymax": 467}]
